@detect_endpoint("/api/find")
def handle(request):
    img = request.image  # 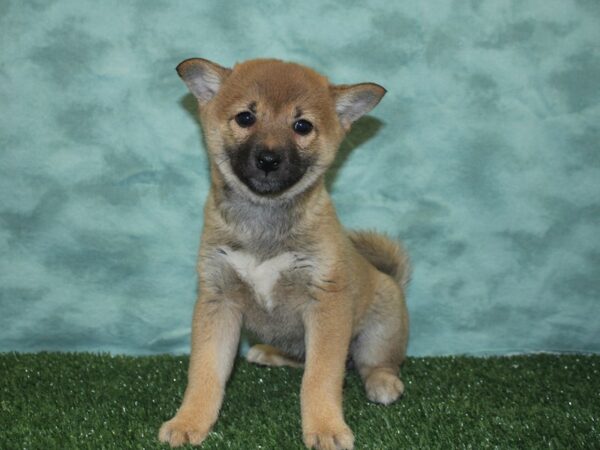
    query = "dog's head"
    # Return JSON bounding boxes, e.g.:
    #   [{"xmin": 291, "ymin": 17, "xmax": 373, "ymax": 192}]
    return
[{"xmin": 177, "ymin": 58, "xmax": 385, "ymax": 201}]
